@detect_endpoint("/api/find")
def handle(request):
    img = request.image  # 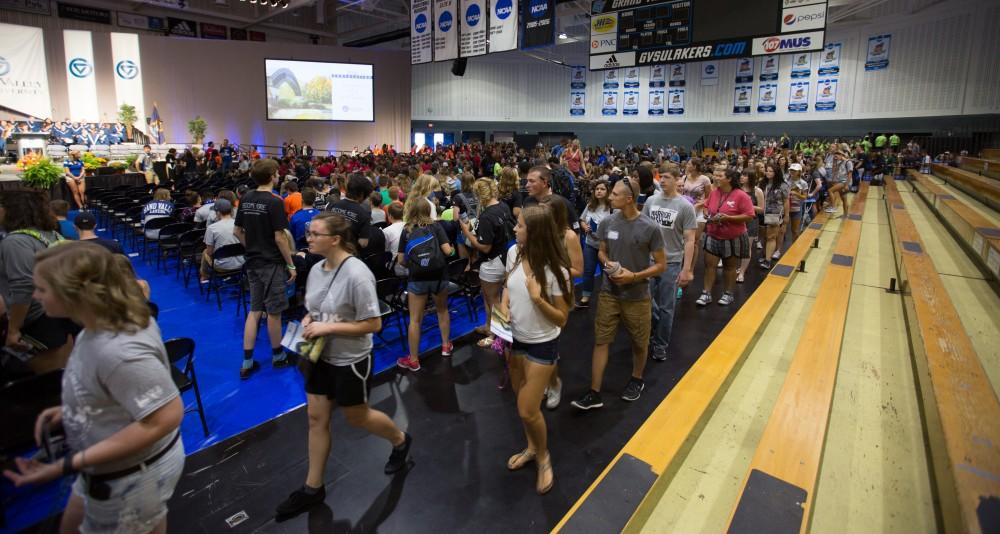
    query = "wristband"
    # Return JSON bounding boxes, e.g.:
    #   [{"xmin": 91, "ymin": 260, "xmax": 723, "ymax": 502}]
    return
[
  {"xmin": 63, "ymin": 452, "xmax": 76, "ymax": 476},
  {"xmin": 287, "ymin": 264, "xmax": 296, "ymax": 270}
]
